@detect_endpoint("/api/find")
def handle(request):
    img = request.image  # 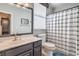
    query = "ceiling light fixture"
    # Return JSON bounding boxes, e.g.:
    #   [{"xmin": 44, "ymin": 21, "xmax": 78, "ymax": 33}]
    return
[
  {"xmin": 24, "ymin": 3, "xmax": 29, "ymax": 7},
  {"xmin": 10, "ymin": 3, "xmax": 30, "ymax": 9},
  {"xmin": 16, "ymin": 4, "xmax": 21, "ymax": 8}
]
